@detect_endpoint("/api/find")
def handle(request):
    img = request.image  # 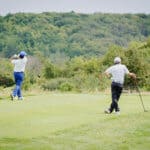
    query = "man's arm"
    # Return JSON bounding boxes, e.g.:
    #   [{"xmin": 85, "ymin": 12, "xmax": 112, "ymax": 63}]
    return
[
  {"xmin": 99, "ymin": 71, "xmax": 110, "ymax": 80},
  {"xmin": 128, "ymin": 72, "xmax": 136, "ymax": 79},
  {"xmin": 11, "ymin": 54, "xmax": 19, "ymax": 60},
  {"xmin": 104, "ymin": 71, "xmax": 111, "ymax": 78}
]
